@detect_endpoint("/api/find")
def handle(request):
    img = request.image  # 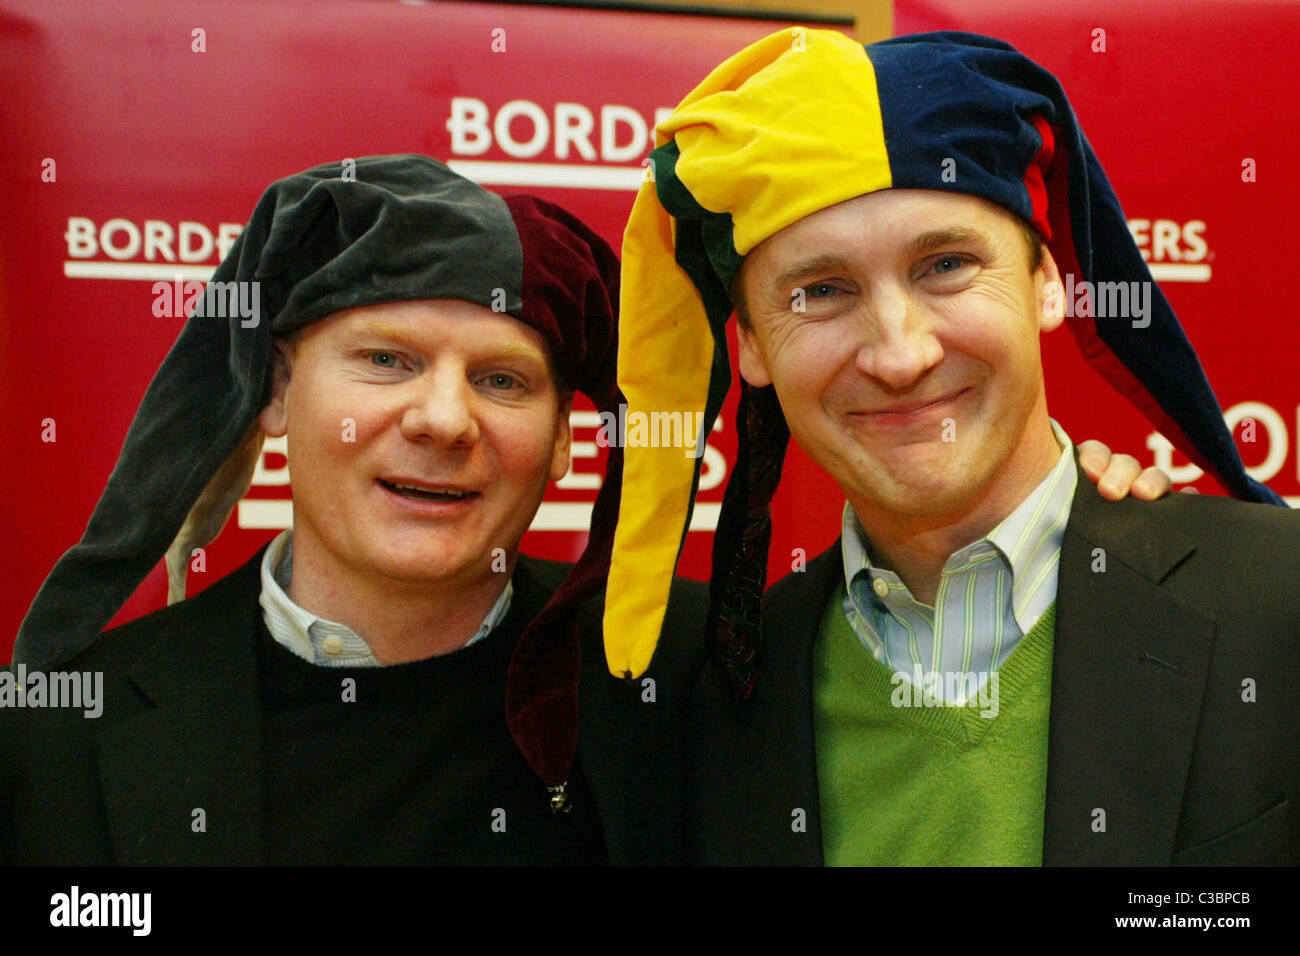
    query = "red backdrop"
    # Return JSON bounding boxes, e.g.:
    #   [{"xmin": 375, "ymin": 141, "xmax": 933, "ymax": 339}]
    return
[{"xmin": 2, "ymin": 0, "xmax": 1296, "ymax": 661}]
